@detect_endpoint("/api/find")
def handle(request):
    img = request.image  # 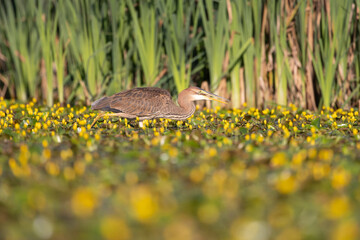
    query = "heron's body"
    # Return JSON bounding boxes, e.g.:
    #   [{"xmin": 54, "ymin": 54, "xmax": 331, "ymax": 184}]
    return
[
  {"xmin": 92, "ymin": 87, "xmax": 195, "ymax": 120},
  {"xmin": 90, "ymin": 86, "xmax": 228, "ymax": 127}
]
